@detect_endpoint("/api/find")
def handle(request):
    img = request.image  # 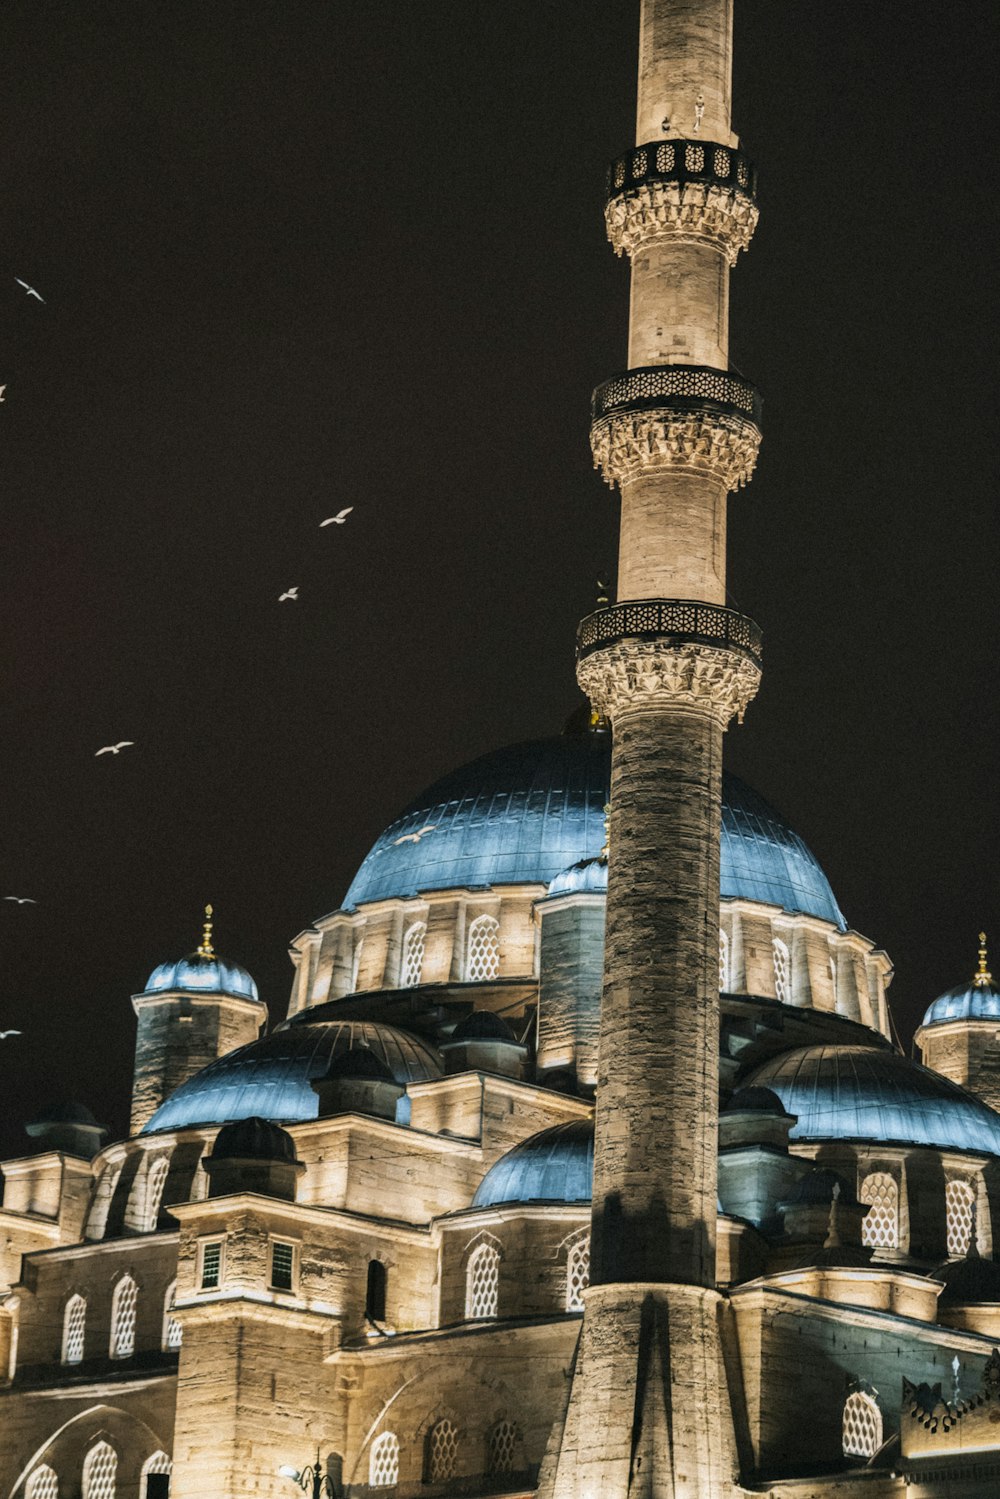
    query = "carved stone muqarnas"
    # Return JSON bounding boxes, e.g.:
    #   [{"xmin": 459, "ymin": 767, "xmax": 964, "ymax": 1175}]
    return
[
  {"xmin": 605, "ymin": 180, "xmax": 759, "ymax": 264},
  {"xmin": 591, "ymin": 406, "xmax": 761, "ymax": 491},
  {"xmin": 576, "ymin": 636, "xmax": 761, "ymax": 727}
]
